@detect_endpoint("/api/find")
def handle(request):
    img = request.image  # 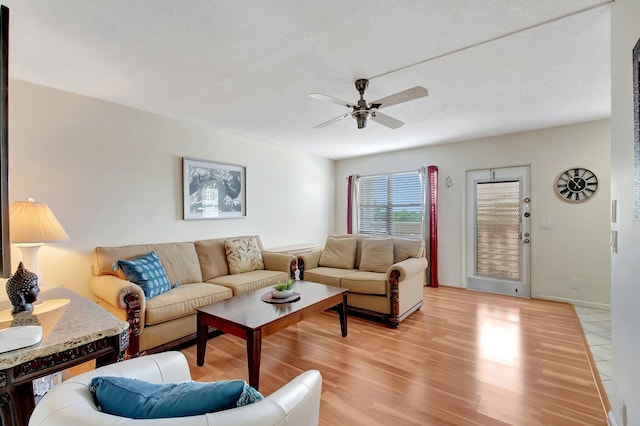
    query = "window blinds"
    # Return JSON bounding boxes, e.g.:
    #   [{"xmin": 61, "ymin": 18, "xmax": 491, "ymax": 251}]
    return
[{"xmin": 357, "ymin": 171, "xmax": 424, "ymax": 238}]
